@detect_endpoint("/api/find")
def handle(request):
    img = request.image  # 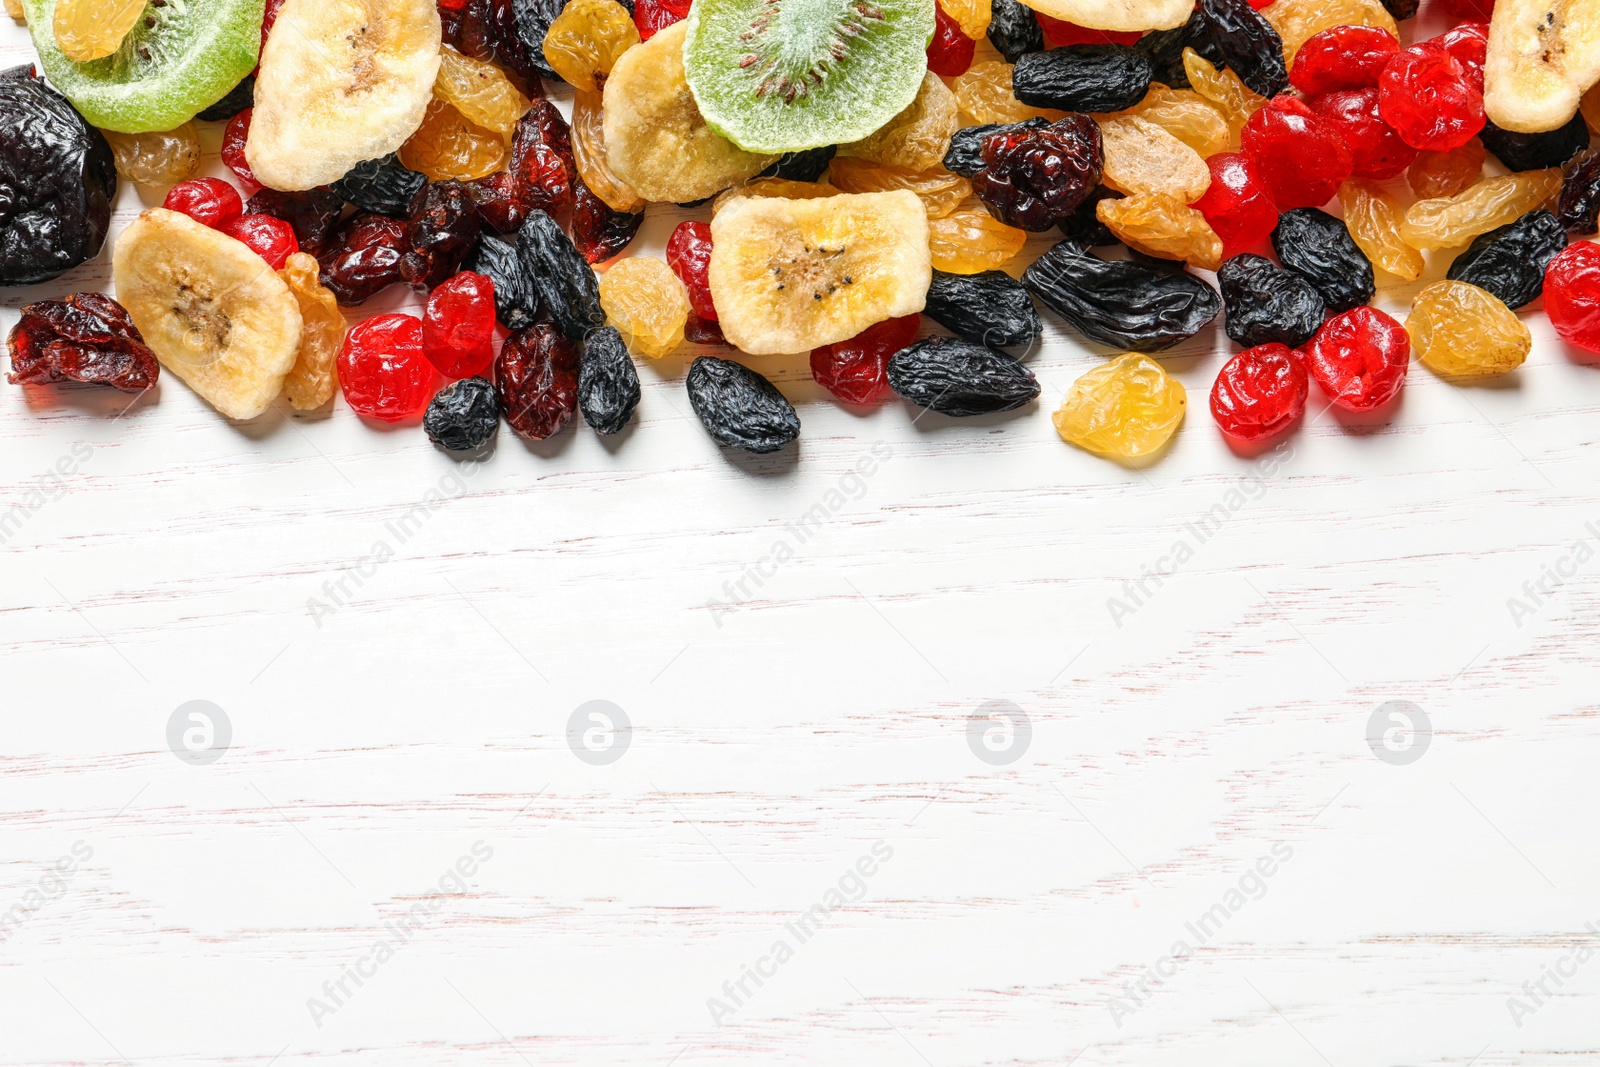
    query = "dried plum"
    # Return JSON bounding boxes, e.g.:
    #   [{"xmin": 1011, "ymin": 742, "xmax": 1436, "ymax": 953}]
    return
[
  {"xmin": 1012, "ymin": 45, "xmax": 1153, "ymax": 114},
  {"xmin": 245, "ymin": 188, "xmax": 345, "ymax": 255},
  {"xmin": 1558, "ymin": 149, "xmax": 1600, "ymax": 235},
  {"xmin": 579, "ymin": 326, "xmax": 641, "ymax": 435},
  {"xmin": 316, "ymin": 211, "xmax": 411, "ymax": 306},
  {"xmin": 761, "ymin": 146, "xmax": 837, "ymax": 182},
  {"xmin": 464, "ymin": 234, "xmax": 542, "ymax": 330},
  {"xmin": 686, "ymin": 356, "xmax": 800, "ymax": 453},
  {"xmin": 1022, "ymin": 241, "xmax": 1222, "ymax": 351},
  {"xmin": 887, "ymin": 338, "xmax": 1040, "ymax": 417},
  {"xmin": 943, "ymin": 118, "xmax": 1048, "ymax": 178},
  {"xmin": 425, "ymin": 377, "xmax": 500, "ymax": 451},
  {"xmin": 923, "ymin": 269, "xmax": 1042, "ymax": 349},
  {"xmin": 572, "ymin": 177, "xmax": 643, "ymax": 264},
  {"xmin": 0, "ymin": 66, "xmax": 117, "ymax": 286},
  {"xmin": 1271, "ymin": 208, "xmax": 1375, "ymax": 314},
  {"xmin": 196, "ymin": 75, "xmax": 256, "ymax": 122},
  {"xmin": 1135, "ymin": 6, "xmax": 1222, "ymax": 90},
  {"xmin": 1218, "ymin": 254, "xmax": 1326, "ymax": 349},
  {"xmin": 1199, "ymin": 0, "xmax": 1287, "ymax": 98},
  {"xmin": 515, "ymin": 210, "xmax": 604, "ymax": 340},
  {"xmin": 1446, "ymin": 210, "xmax": 1568, "ymax": 310},
  {"xmin": 497, "ymin": 323, "xmax": 580, "ymax": 439},
  {"xmin": 332, "ymin": 154, "xmax": 429, "ymax": 217},
  {"xmin": 7, "ymin": 293, "xmax": 157, "ymax": 392},
  {"xmin": 987, "ymin": 0, "xmax": 1044, "ymax": 63},
  {"xmin": 1479, "ymin": 115, "xmax": 1591, "ymax": 173},
  {"xmin": 400, "ymin": 181, "xmax": 483, "ymax": 290}
]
